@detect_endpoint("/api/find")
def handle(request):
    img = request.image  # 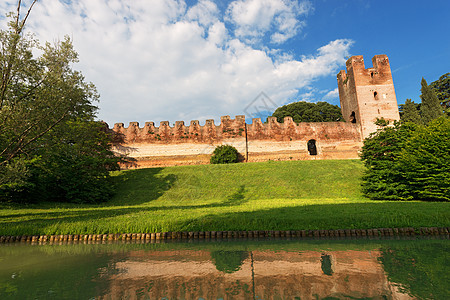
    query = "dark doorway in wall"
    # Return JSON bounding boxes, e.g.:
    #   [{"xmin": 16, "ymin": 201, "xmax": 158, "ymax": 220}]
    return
[
  {"xmin": 307, "ymin": 139, "xmax": 317, "ymax": 155},
  {"xmin": 349, "ymin": 111, "xmax": 357, "ymax": 123}
]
